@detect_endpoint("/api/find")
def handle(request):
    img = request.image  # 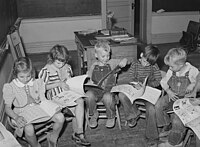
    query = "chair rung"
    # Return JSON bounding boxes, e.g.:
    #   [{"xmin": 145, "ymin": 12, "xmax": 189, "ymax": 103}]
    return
[
  {"xmin": 139, "ymin": 114, "xmax": 146, "ymax": 119},
  {"xmin": 98, "ymin": 116, "xmax": 107, "ymax": 119},
  {"xmin": 138, "ymin": 107, "xmax": 146, "ymax": 112},
  {"xmin": 97, "ymin": 109, "xmax": 106, "ymax": 112},
  {"xmin": 135, "ymin": 101, "xmax": 145, "ymax": 106}
]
